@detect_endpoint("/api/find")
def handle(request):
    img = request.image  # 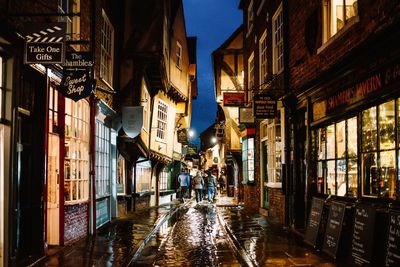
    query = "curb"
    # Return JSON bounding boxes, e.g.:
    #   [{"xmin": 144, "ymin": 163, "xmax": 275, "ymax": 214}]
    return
[{"xmin": 216, "ymin": 208, "xmax": 258, "ymax": 267}]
